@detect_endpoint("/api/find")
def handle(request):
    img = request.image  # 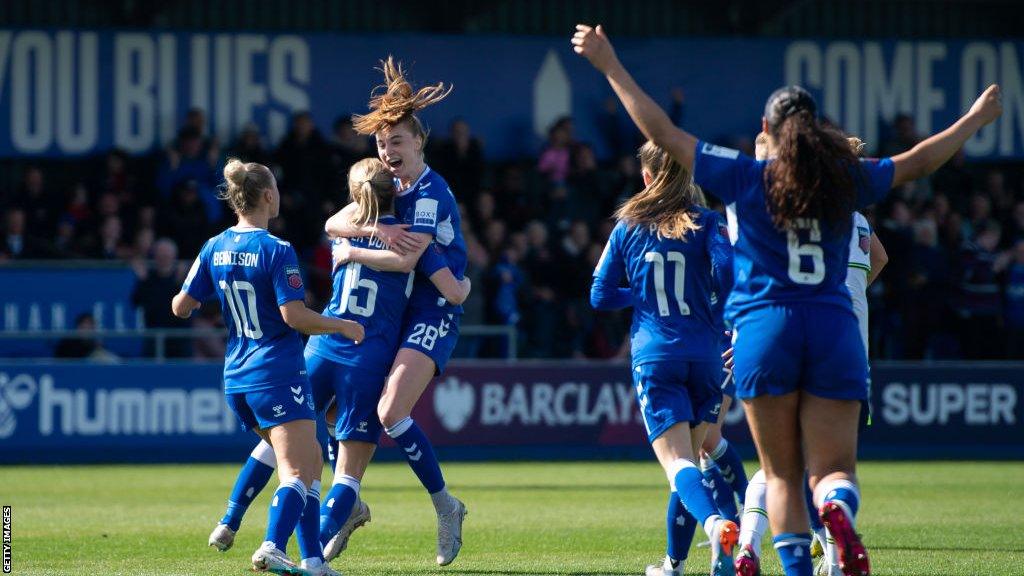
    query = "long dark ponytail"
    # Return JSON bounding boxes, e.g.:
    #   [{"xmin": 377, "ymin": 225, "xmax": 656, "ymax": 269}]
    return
[{"xmin": 763, "ymin": 86, "xmax": 858, "ymax": 230}]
